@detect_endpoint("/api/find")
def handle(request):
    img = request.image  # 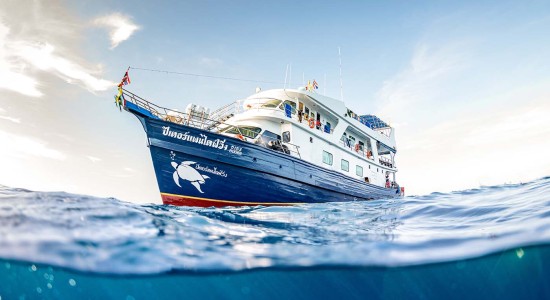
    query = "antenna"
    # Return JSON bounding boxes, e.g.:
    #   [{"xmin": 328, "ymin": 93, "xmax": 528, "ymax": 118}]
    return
[
  {"xmin": 289, "ymin": 64, "xmax": 292, "ymax": 88},
  {"xmin": 284, "ymin": 64, "xmax": 289, "ymax": 89},
  {"xmin": 338, "ymin": 46, "xmax": 344, "ymax": 101}
]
